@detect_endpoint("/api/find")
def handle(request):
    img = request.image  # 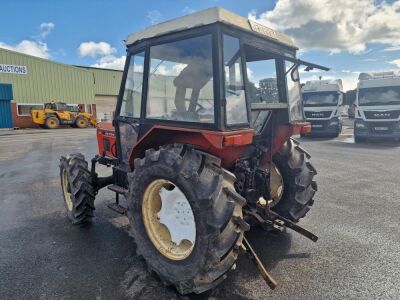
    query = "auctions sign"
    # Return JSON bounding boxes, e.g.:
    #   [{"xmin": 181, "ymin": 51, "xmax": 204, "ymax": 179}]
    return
[{"xmin": 0, "ymin": 64, "xmax": 28, "ymax": 75}]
